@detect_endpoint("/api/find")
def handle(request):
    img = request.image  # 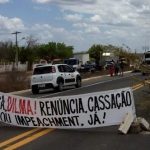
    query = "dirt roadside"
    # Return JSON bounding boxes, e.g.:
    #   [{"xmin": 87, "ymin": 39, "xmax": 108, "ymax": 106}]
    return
[
  {"xmin": 0, "ymin": 70, "xmax": 109, "ymax": 93},
  {"xmin": 135, "ymin": 85, "xmax": 150, "ymax": 122}
]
